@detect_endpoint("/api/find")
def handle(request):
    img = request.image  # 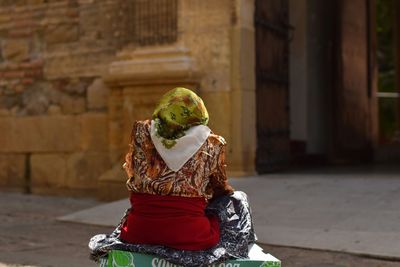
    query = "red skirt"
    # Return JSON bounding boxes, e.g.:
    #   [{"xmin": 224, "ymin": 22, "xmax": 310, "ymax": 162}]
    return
[{"xmin": 120, "ymin": 193, "xmax": 220, "ymax": 251}]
